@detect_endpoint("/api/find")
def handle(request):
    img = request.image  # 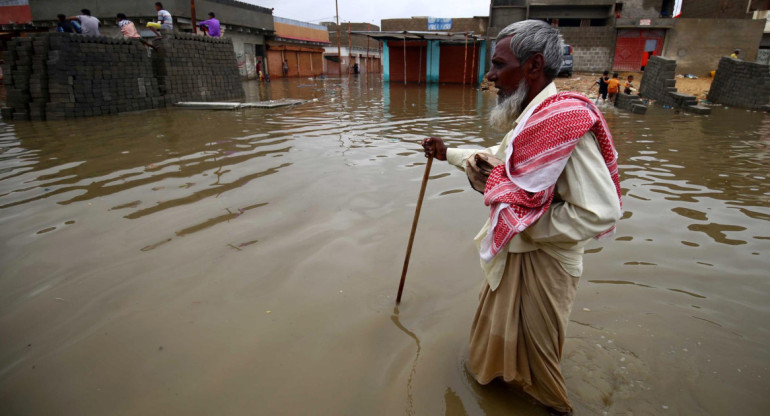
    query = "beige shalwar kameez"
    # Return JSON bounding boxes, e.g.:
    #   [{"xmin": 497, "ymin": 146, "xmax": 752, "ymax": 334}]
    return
[{"xmin": 445, "ymin": 83, "xmax": 621, "ymax": 412}]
